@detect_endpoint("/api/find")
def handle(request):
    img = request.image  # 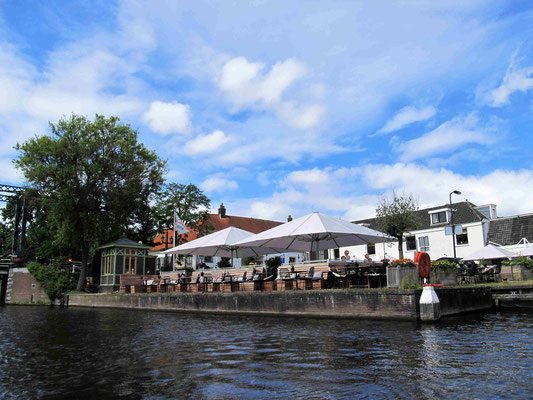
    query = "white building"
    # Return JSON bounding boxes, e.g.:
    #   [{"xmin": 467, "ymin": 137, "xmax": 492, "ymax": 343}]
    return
[{"xmin": 329, "ymin": 201, "xmax": 497, "ymax": 262}]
